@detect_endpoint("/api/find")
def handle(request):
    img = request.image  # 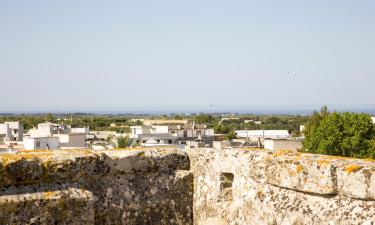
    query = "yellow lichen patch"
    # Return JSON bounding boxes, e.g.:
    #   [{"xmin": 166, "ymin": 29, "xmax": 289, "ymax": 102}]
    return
[
  {"xmin": 18, "ymin": 149, "xmax": 51, "ymax": 153},
  {"xmin": 344, "ymin": 165, "xmax": 363, "ymax": 174},
  {"xmin": 272, "ymin": 150, "xmax": 300, "ymax": 157},
  {"xmin": 80, "ymin": 186, "xmax": 87, "ymax": 193},
  {"xmin": 296, "ymin": 164, "xmax": 304, "ymax": 173},
  {"xmin": 363, "ymin": 158, "xmax": 375, "ymax": 163},
  {"xmin": 43, "ymin": 191, "xmax": 55, "ymax": 199},
  {"xmin": 0, "ymin": 153, "xmax": 52, "ymax": 165},
  {"xmin": 317, "ymin": 159, "xmax": 330, "ymax": 164}
]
